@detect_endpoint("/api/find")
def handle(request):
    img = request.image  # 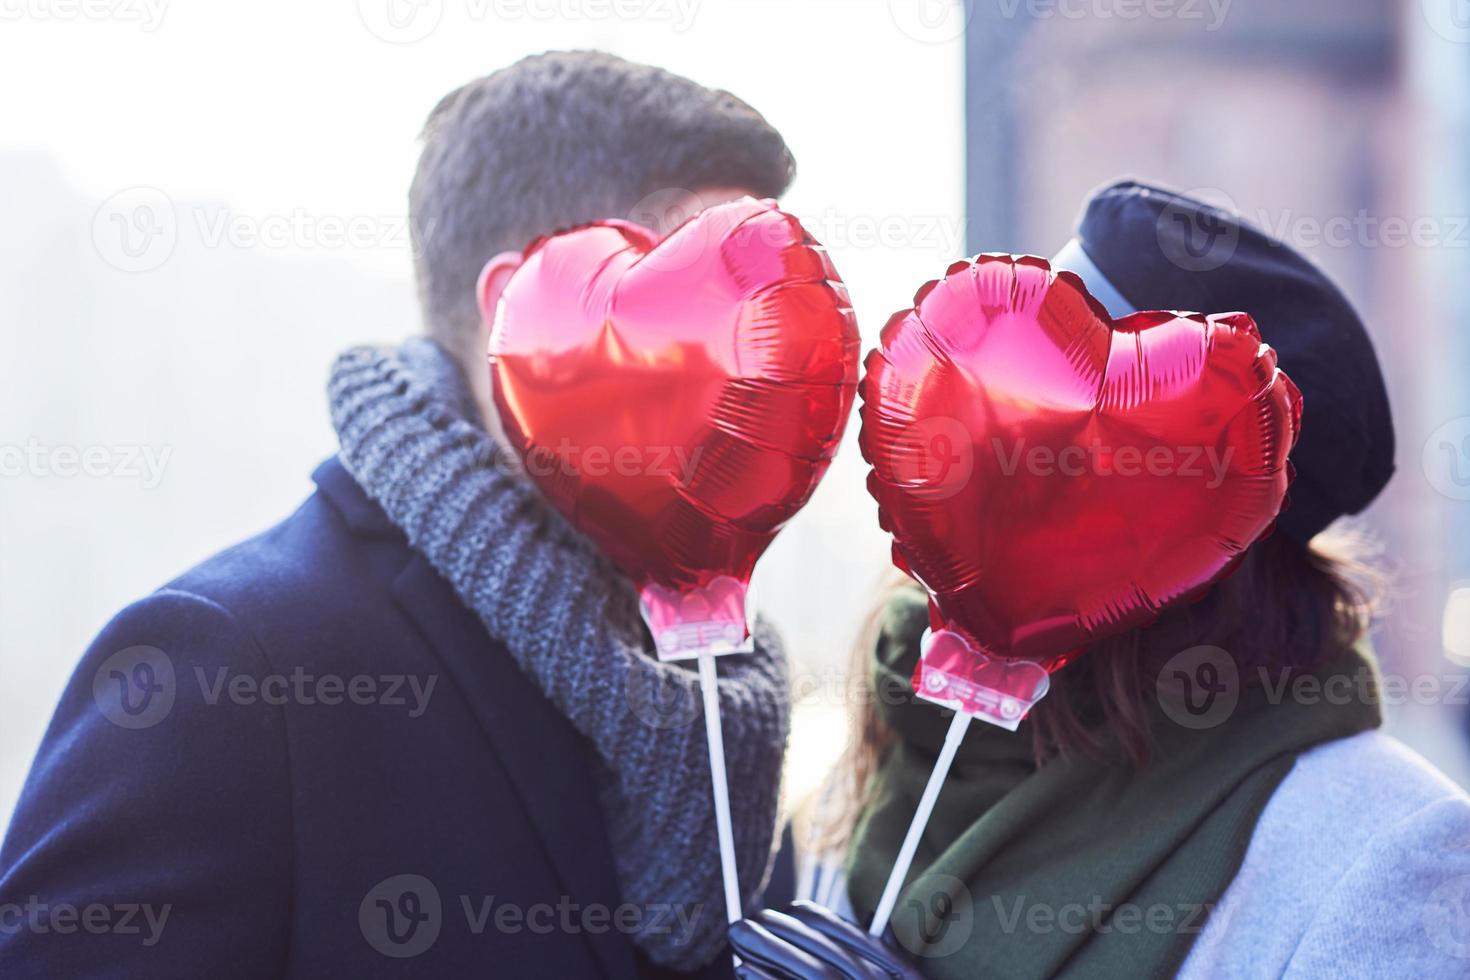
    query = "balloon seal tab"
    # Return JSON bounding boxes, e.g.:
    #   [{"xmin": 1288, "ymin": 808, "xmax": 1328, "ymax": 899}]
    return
[
  {"xmin": 639, "ymin": 576, "xmax": 755, "ymax": 663},
  {"xmin": 913, "ymin": 628, "xmax": 1051, "ymax": 732}
]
